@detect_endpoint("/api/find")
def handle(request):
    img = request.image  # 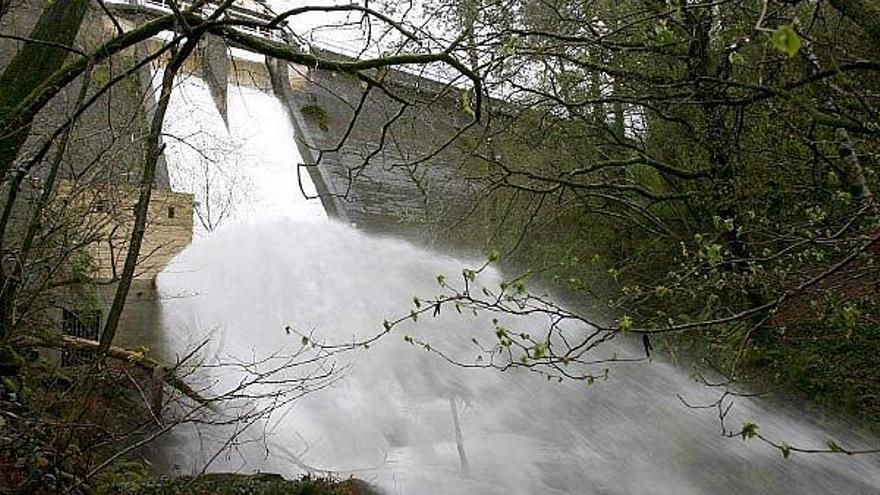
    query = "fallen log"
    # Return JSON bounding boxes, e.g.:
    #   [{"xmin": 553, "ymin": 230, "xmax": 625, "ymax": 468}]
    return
[{"xmin": 47, "ymin": 335, "xmax": 213, "ymax": 407}]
